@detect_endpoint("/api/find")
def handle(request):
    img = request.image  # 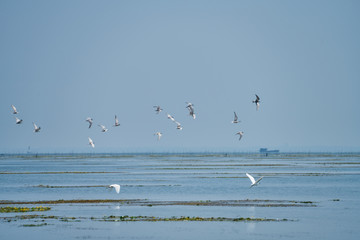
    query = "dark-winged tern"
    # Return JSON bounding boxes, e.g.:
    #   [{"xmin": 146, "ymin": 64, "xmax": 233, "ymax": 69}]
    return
[
  {"xmin": 113, "ymin": 115, "xmax": 120, "ymax": 127},
  {"xmin": 252, "ymin": 94, "xmax": 260, "ymax": 110},
  {"xmin": 11, "ymin": 105, "xmax": 18, "ymax": 114},
  {"xmin": 98, "ymin": 124, "xmax": 108, "ymax": 132},
  {"xmin": 246, "ymin": 173, "xmax": 263, "ymax": 187},
  {"xmin": 236, "ymin": 131, "xmax": 244, "ymax": 140},
  {"xmin": 33, "ymin": 122, "xmax": 41, "ymax": 132},
  {"xmin": 167, "ymin": 114, "xmax": 175, "ymax": 122},
  {"xmin": 175, "ymin": 121, "xmax": 183, "ymax": 130},
  {"xmin": 186, "ymin": 104, "xmax": 196, "ymax": 119},
  {"xmin": 154, "ymin": 132, "xmax": 162, "ymax": 140},
  {"xmin": 185, "ymin": 102, "xmax": 194, "ymax": 108},
  {"xmin": 153, "ymin": 106, "xmax": 163, "ymax": 114},
  {"xmin": 15, "ymin": 117, "xmax": 23, "ymax": 124},
  {"xmin": 86, "ymin": 117, "xmax": 93, "ymax": 128},
  {"xmin": 232, "ymin": 112, "xmax": 240, "ymax": 124},
  {"xmin": 88, "ymin": 137, "xmax": 95, "ymax": 148}
]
